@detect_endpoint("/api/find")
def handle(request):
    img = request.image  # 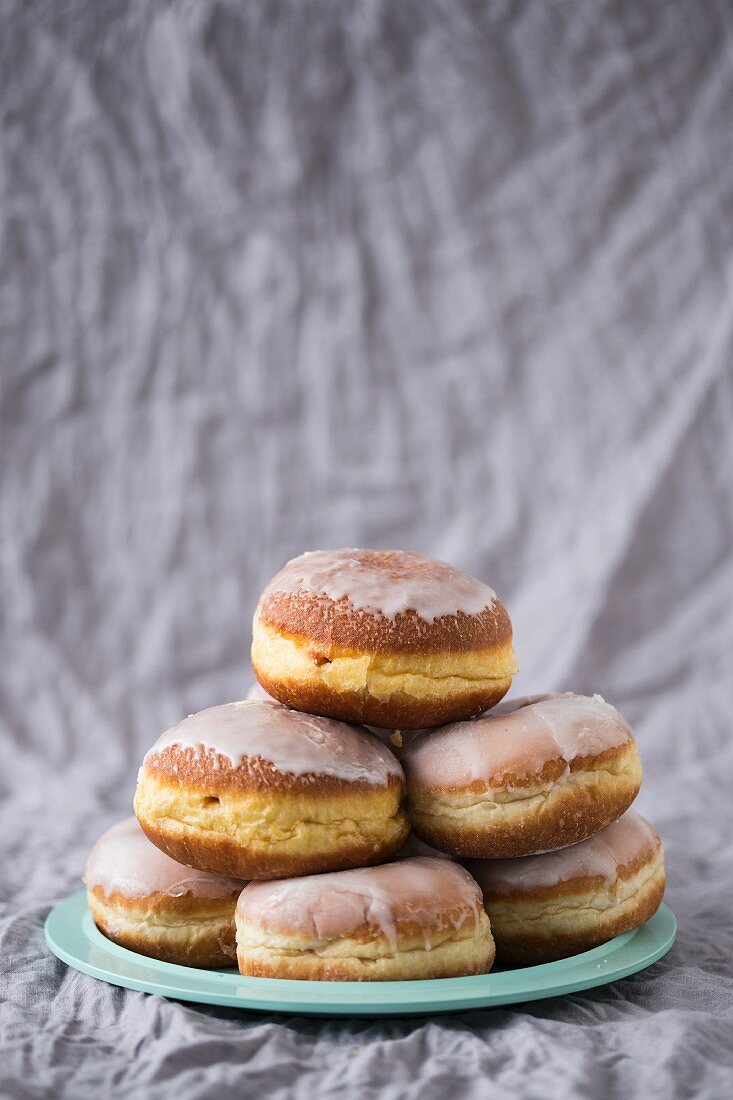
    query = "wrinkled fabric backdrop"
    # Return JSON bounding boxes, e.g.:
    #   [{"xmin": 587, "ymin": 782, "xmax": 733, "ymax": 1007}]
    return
[{"xmin": 2, "ymin": 0, "xmax": 733, "ymax": 1096}]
